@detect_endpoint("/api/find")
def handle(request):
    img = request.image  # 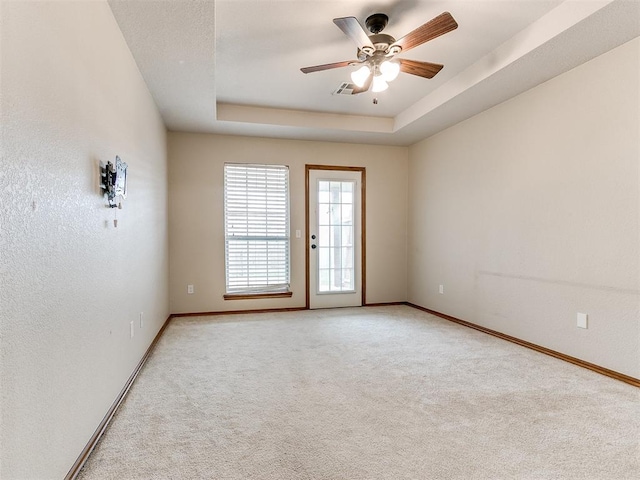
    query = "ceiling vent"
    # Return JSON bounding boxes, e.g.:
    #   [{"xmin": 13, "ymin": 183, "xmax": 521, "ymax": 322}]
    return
[{"xmin": 332, "ymin": 82, "xmax": 356, "ymax": 95}]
